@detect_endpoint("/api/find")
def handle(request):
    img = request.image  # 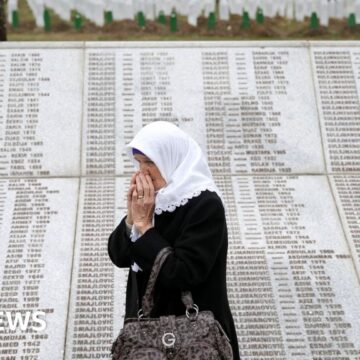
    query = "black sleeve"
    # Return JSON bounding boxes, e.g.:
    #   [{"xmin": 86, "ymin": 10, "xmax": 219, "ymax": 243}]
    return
[
  {"xmin": 130, "ymin": 194, "xmax": 226, "ymax": 290},
  {"xmin": 108, "ymin": 216, "xmax": 132, "ymax": 268}
]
